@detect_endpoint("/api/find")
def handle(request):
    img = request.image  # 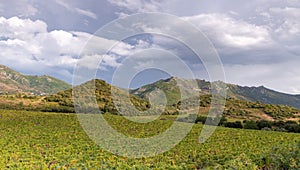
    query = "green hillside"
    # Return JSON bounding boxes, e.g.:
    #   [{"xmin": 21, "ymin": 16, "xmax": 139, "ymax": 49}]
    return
[
  {"xmin": 133, "ymin": 76, "xmax": 300, "ymax": 110},
  {"xmin": 44, "ymin": 79, "xmax": 151, "ymax": 114},
  {"xmin": 0, "ymin": 64, "xmax": 70, "ymax": 95},
  {"xmin": 130, "ymin": 77, "xmax": 300, "ymax": 121},
  {"xmin": 0, "ymin": 75, "xmax": 299, "ymax": 122}
]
